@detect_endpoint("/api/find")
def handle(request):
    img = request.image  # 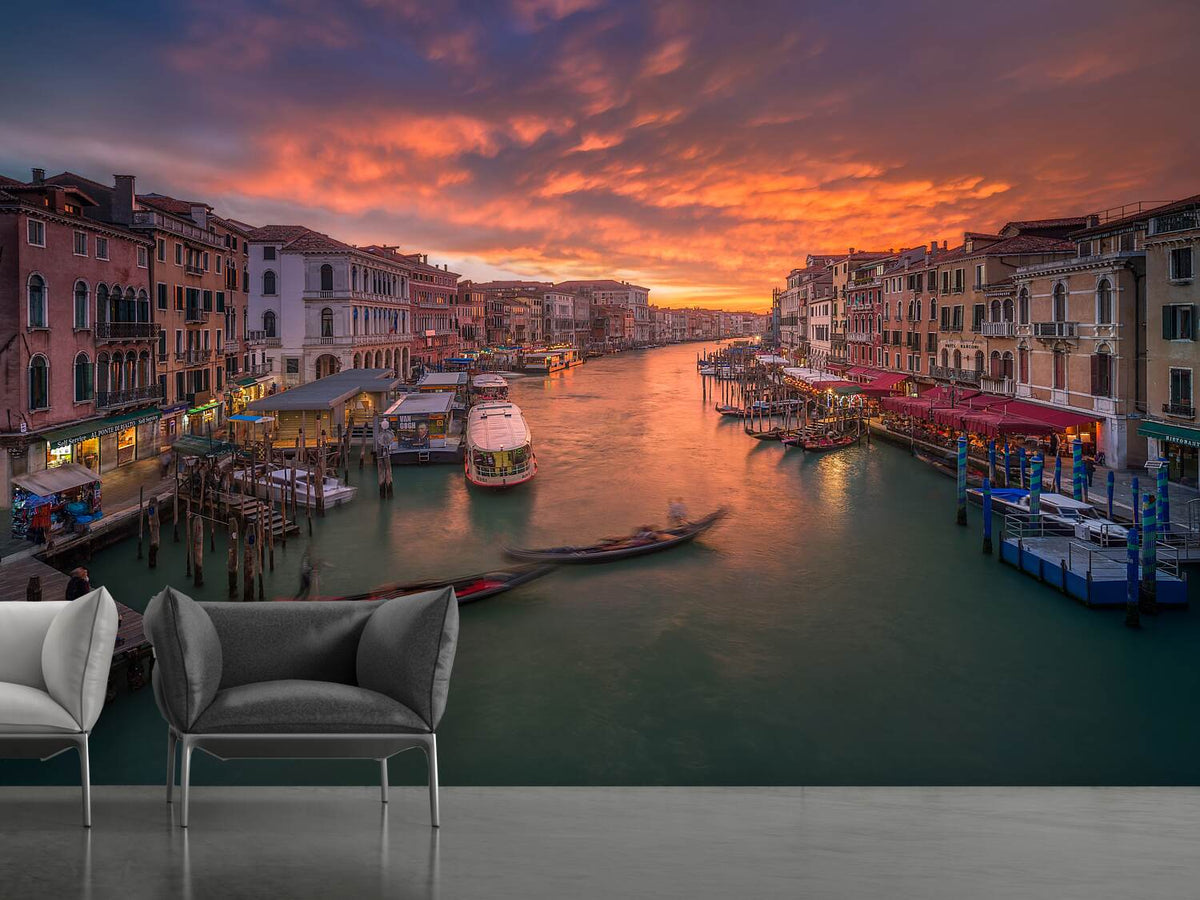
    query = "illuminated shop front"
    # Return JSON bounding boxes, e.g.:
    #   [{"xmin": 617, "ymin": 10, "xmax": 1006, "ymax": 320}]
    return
[{"xmin": 41, "ymin": 409, "xmax": 161, "ymax": 474}]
